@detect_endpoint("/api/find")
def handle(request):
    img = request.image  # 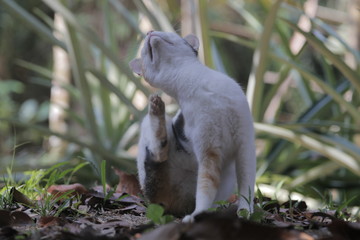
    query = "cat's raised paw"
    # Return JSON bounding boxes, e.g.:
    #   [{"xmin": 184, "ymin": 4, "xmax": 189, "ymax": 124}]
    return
[{"xmin": 149, "ymin": 95, "xmax": 165, "ymax": 116}]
